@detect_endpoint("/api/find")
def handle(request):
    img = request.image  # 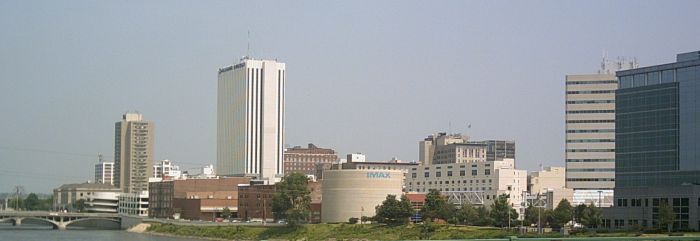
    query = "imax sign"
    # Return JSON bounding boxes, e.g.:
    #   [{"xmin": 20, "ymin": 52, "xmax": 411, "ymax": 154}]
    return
[{"xmin": 367, "ymin": 172, "xmax": 391, "ymax": 179}]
